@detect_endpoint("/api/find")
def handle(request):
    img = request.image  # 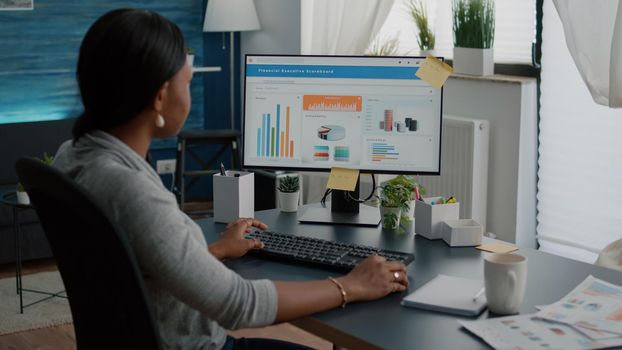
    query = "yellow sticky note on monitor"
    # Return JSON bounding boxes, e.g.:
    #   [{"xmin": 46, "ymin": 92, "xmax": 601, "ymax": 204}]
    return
[
  {"xmin": 476, "ymin": 243, "xmax": 518, "ymax": 254},
  {"xmin": 415, "ymin": 55, "xmax": 453, "ymax": 89},
  {"xmin": 326, "ymin": 167, "xmax": 360, "ymax": 192}
]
